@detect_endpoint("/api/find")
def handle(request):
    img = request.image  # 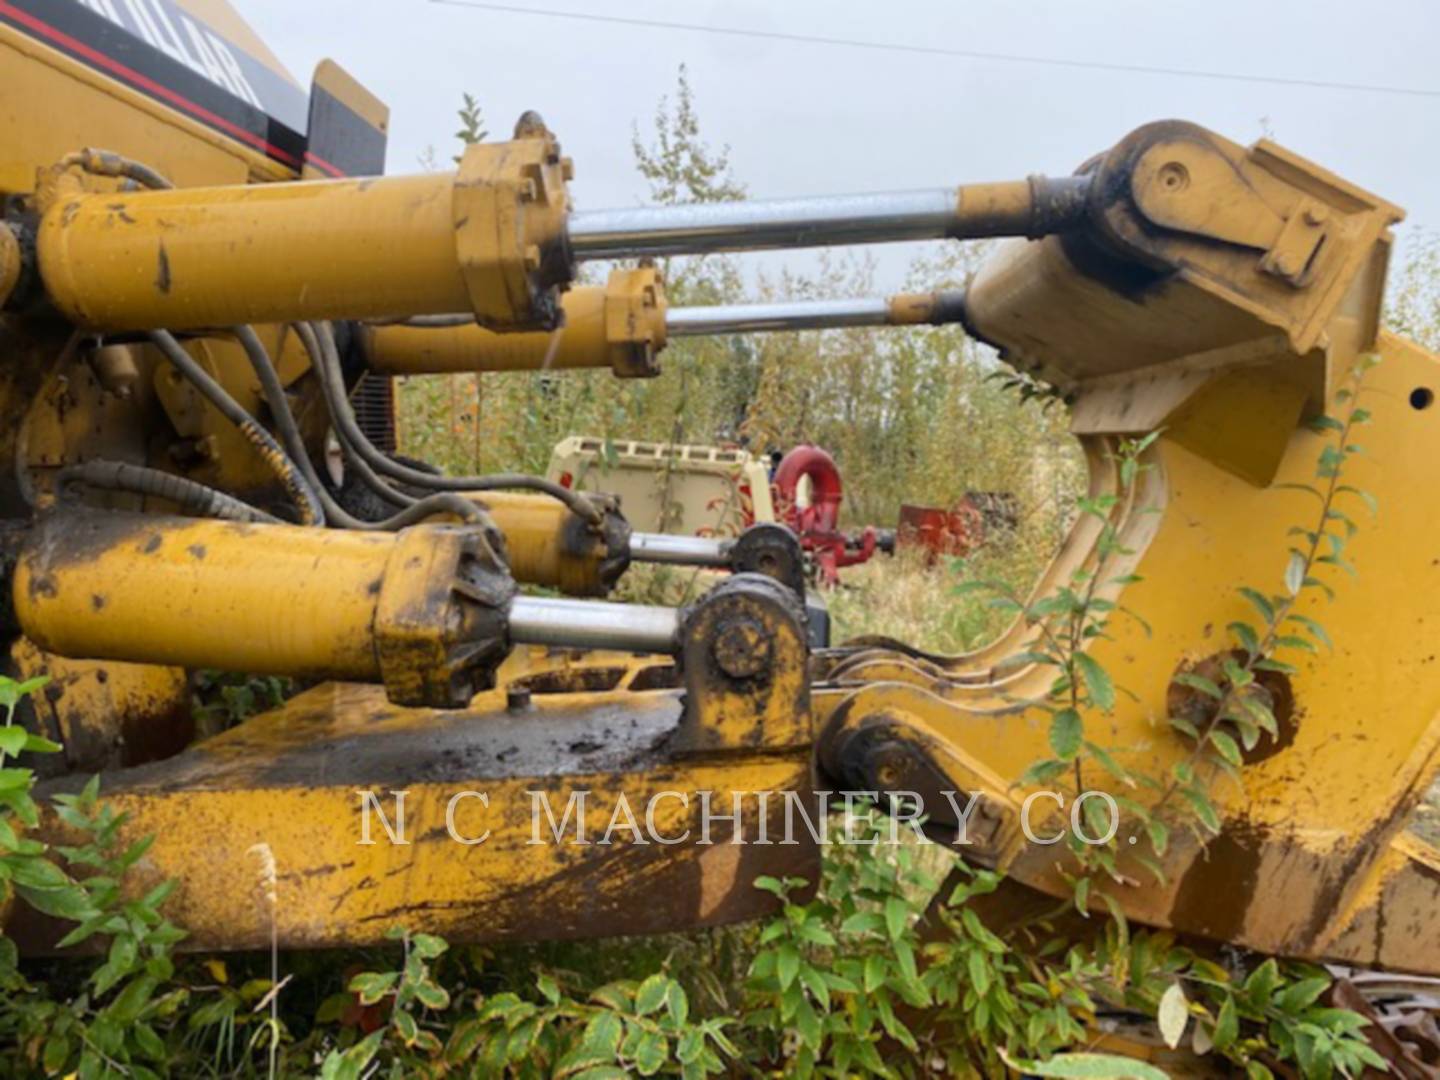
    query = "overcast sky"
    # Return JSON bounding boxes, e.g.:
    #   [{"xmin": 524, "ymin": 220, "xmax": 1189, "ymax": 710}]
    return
[{"xmin": 240, "ymin": 0, "xmax": 1440, "ymax": 294}]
